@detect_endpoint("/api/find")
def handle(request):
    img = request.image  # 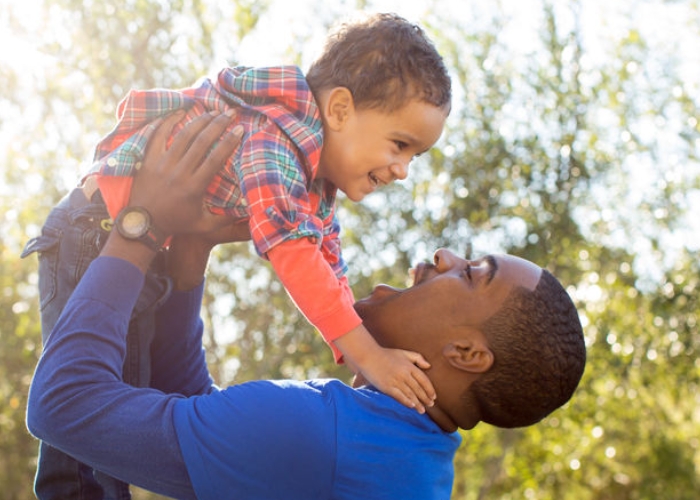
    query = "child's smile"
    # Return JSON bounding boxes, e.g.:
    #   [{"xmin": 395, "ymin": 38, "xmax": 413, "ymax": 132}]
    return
[{"xmin": 319, "ymin": 96, "xmax": 449, "ymax": 202}]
